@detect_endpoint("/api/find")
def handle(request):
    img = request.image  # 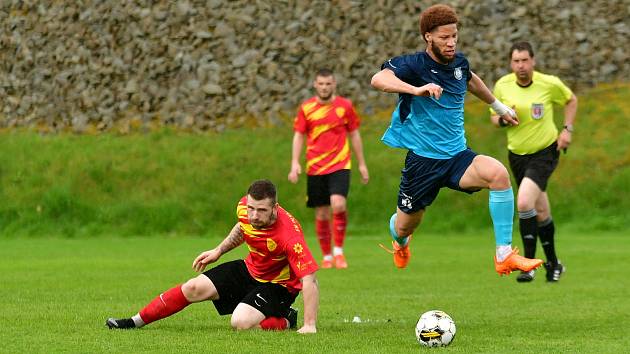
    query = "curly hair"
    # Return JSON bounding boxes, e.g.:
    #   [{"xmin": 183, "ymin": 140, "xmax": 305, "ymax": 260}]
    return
[{"xmin": 419, "ymin": 4, "xmax": 459, "ymax": 40}]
